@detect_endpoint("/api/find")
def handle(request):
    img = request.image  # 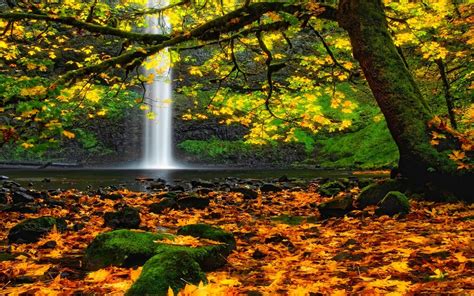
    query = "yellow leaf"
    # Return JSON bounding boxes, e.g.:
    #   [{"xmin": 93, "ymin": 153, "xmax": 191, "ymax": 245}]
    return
[
  {"xmin": 86, "ymin": 269, "xmax": 110, "ymax": 282},
  {"xmin": 62, "ymin": 130, "xmax": 75, "ymax": 139},
  {"xmin": 389, "ymin": 261, "xmax": 411, "ymax": 273},
  {"xmin": 448, "ymin": 150, "xmax": 465, "ymax": 161},
  {"xmin": 21, "ymin": 142, "xmax": 34, "ymax": 149}
]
